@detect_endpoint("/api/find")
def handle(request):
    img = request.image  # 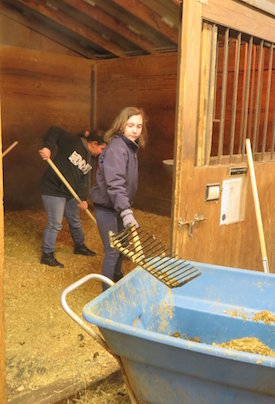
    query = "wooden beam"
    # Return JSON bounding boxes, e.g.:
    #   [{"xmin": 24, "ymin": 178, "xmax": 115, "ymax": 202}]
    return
[
  {"xmin": 202, "ymin": 0, "xmax": 275, "ymax": 43},
  {"xmin": 111, "ymin": 0, "xmax": 178, "ymax": 43},
  {"xmin": 0, "ymin": 0, "xmax": 97, "ymax": 58},
  {"xmin": 0, "ymin": 100, "xmax": 6, "ymax": 404},
  {"xmin": 139, "ymin": 0, "xmax": 179, "ymax": 29},
  {"xmin": 63, "ymin": 0, "xmax": 156, "ymax": 53},
  {"xmin": 16, "ymin": 0, "xmax": 127, "ymax": 57},
  {"xmin": 171, "ymin": 0, "xmax": 202, "ymax": 252},
  {"xmin": 239, "ymin": 0, "xmax": 275, "ymax": 16}
]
